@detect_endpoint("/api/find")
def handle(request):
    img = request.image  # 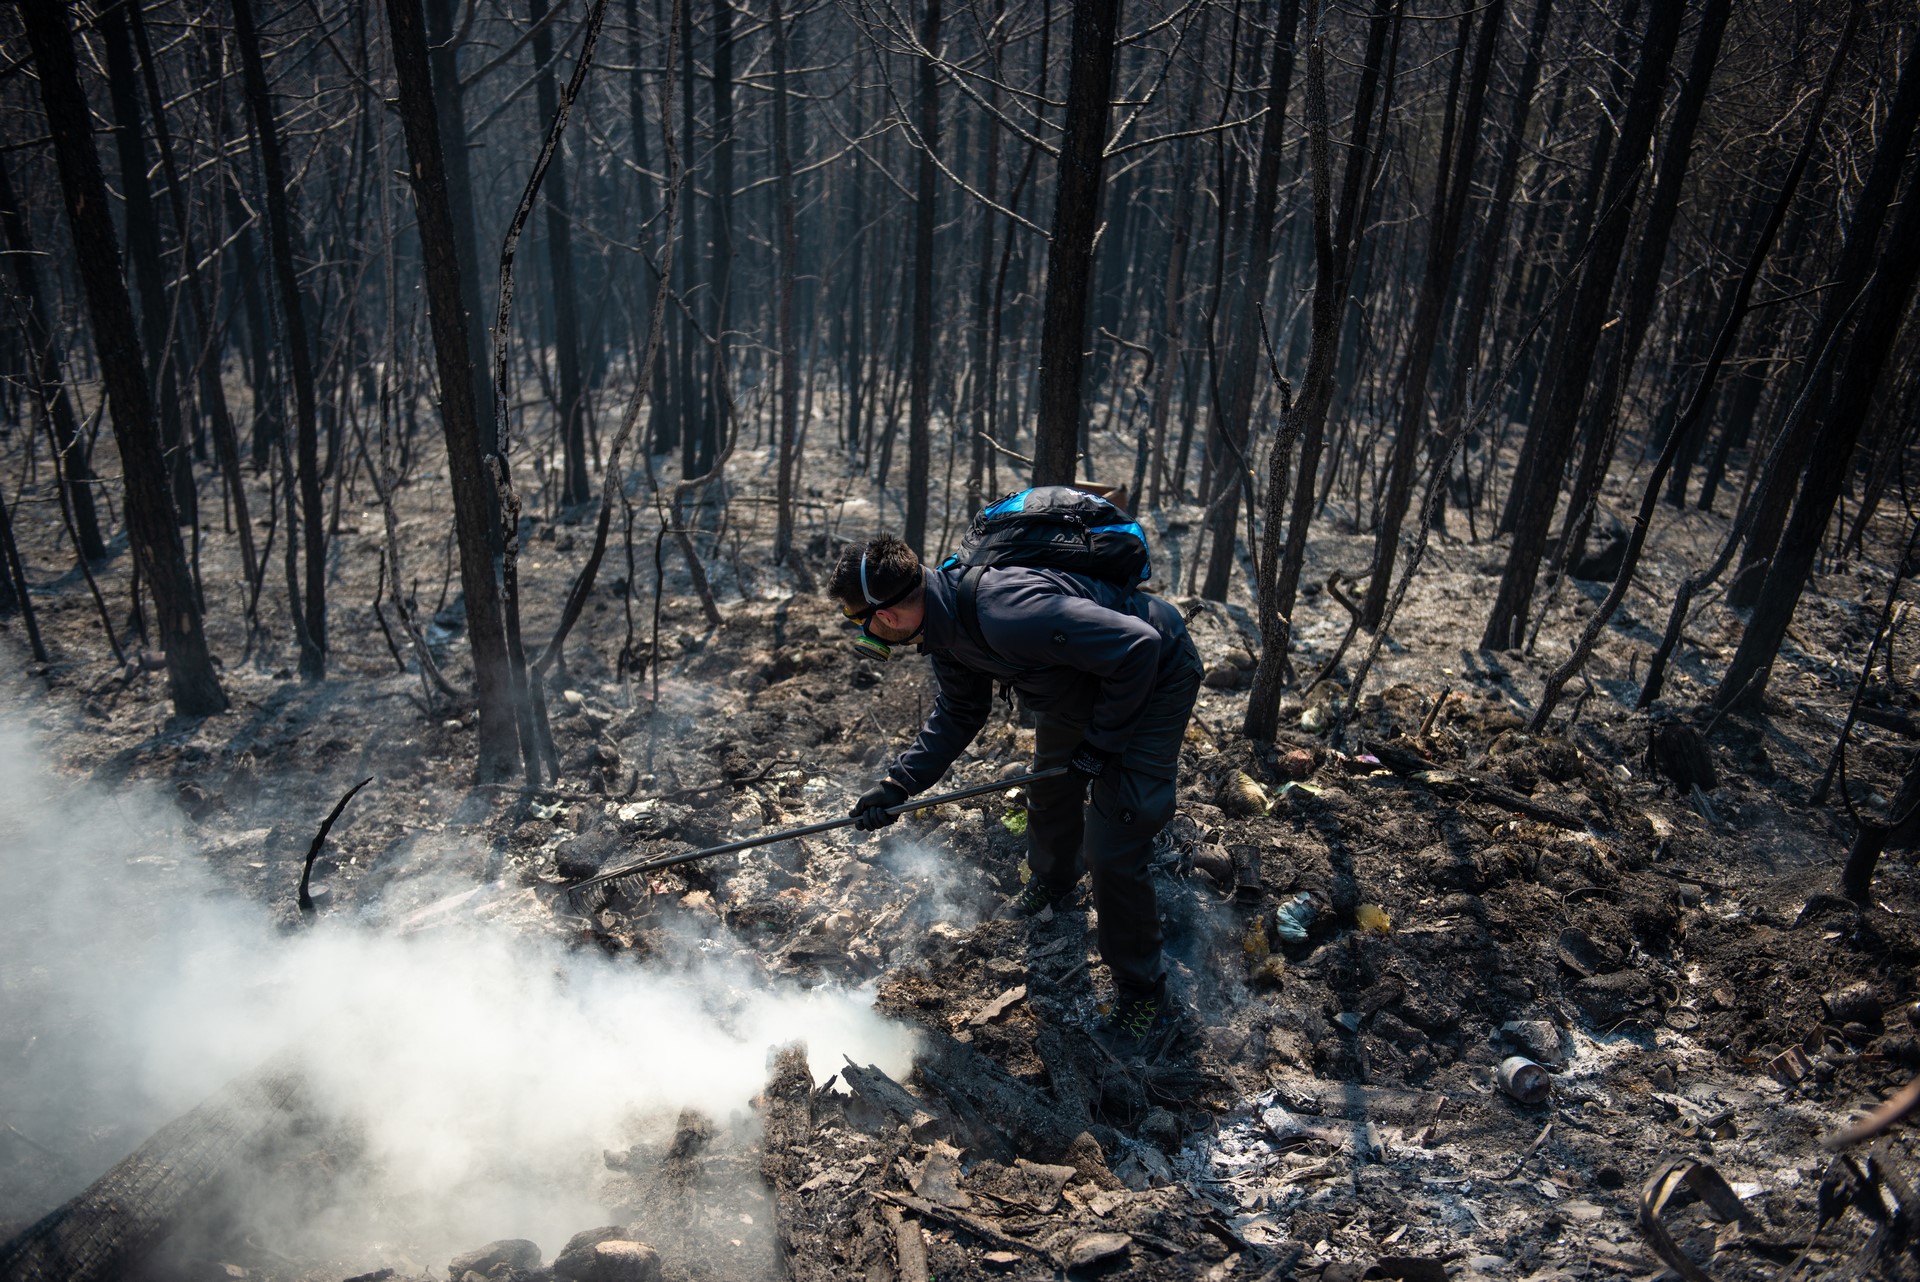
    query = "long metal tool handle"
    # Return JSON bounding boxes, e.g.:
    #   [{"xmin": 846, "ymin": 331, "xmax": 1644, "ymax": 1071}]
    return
[{"xmin": 563, "ymin": 766, "xmax": 1070, "ymax": 897}]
